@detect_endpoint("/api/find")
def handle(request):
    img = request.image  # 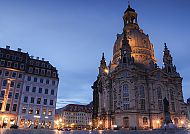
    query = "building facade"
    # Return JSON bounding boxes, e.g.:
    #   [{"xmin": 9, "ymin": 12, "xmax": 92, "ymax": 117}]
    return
[
  {"xmin": 92, "ymin": 5, "xmax": 186, "ymax": 129},
  {"xmin": 0, "ymin": 46, "xmax": 59, "ymax": 128},
  {"xmin": 55, "ymin": 104, "xmax": 92, "ymax": 129}
]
